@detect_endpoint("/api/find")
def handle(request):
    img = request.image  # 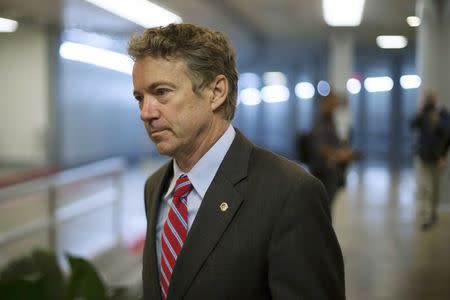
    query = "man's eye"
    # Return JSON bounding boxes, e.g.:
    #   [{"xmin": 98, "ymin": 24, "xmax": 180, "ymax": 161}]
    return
[
  {"xmin": 156, "ymin": 89, "xmax": 169, "ymax": 96},
  {"xmin": 134, "ymin": 96, "xmax": 143, "ymax": 102}
]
